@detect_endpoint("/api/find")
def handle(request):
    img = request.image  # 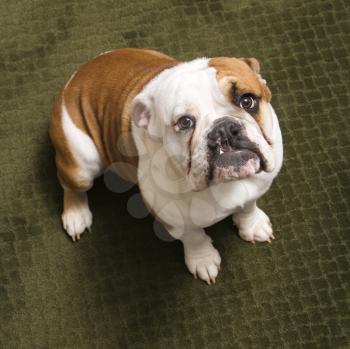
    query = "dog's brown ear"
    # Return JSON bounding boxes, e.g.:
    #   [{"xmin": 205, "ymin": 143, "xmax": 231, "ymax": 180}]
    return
[
  {"xmin": 240, "ymin": 57, "xmax": 271, "ymax": 101},
  {"xmin": 240, "ymin": 57, "xmax": 260, "ymax": 74}
]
